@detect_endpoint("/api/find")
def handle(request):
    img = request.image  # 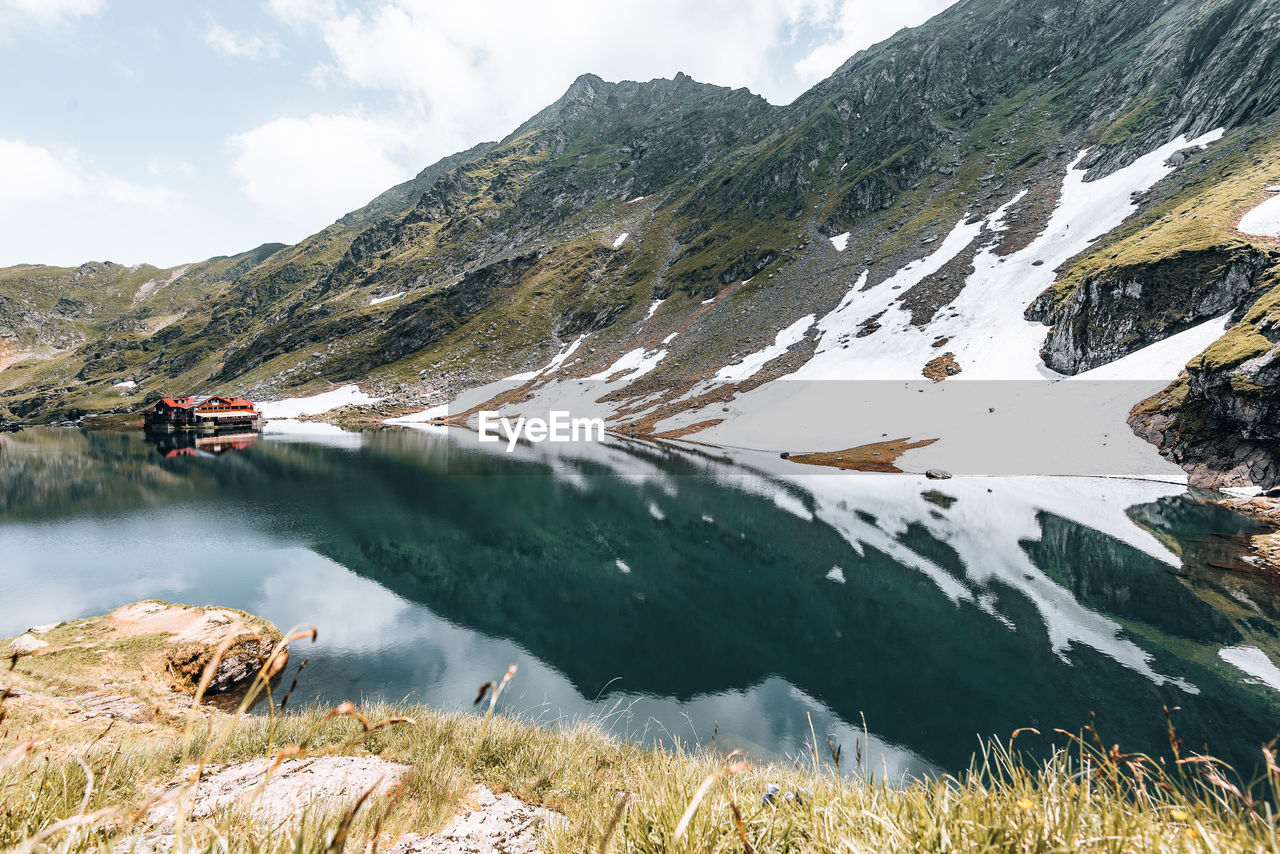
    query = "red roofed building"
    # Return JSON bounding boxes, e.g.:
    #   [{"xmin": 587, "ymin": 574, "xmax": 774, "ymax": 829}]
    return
[{"xmin": 144, "ymin": 395, "xmax": 261, "ymax": 432}]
